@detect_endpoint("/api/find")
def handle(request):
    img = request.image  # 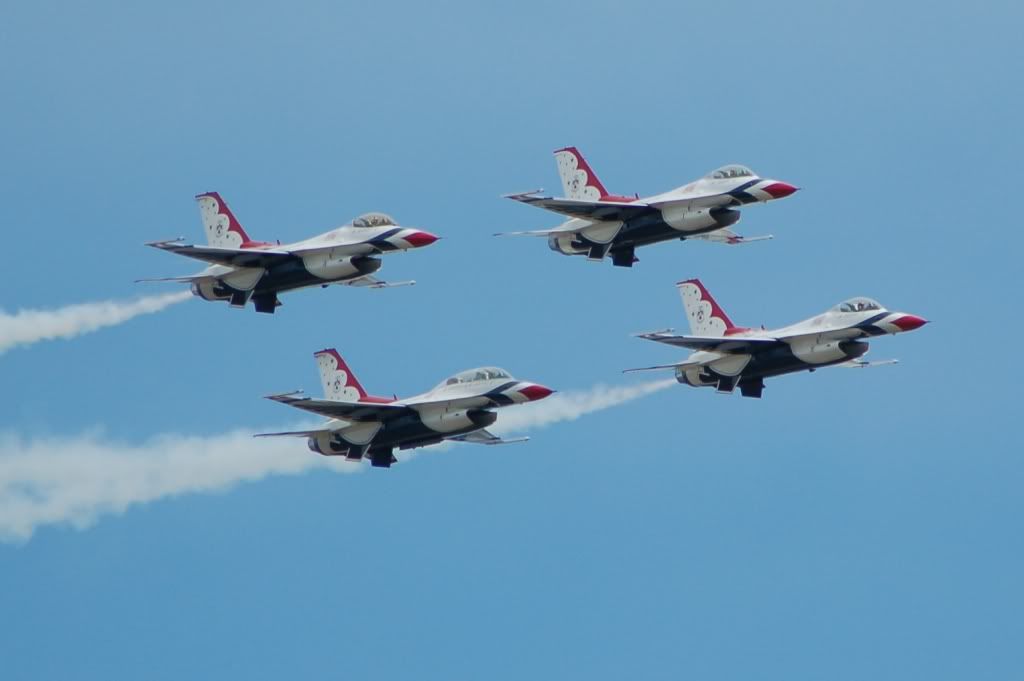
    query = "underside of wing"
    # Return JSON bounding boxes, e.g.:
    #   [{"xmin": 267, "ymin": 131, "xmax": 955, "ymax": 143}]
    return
[
  {"xmin": 147, "ymin": 240, "xmax": 294, "ymax": 268},
  {"xmin": 265, "ymin": 392, "xmax": 411, "ymax": 421},
  {"xmin": 505, "ymin": 192, "xmax": 655, "ymax": 221},
  {"xmin": 449, "ymin": 428, "xmax": 529, "ymax": 445},
  {"xmin": 637, "ymin": 331, "xmax": 780, "ymax": 353}
]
